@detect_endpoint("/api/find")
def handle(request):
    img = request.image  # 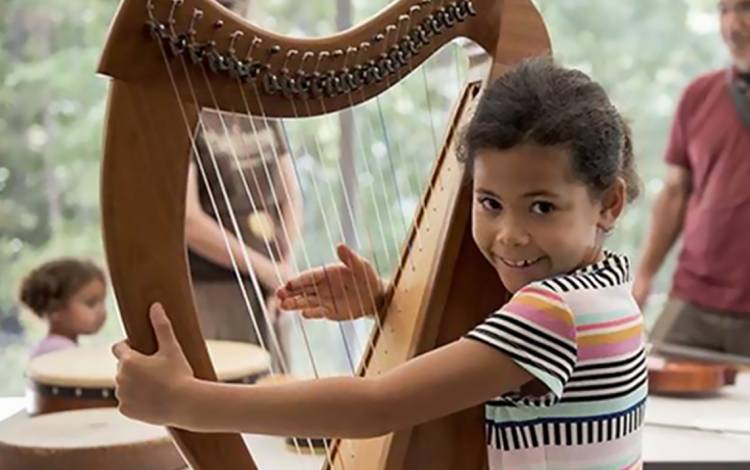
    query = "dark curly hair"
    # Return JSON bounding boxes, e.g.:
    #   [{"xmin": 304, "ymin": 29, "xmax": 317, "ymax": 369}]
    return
[
  {"xmin": 459, "ymin": 57, "xmax": 640, "ymax": 202},
  {"xmin": 19, "ymin": 258, "xmax": 105, "ymax": 317}
]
